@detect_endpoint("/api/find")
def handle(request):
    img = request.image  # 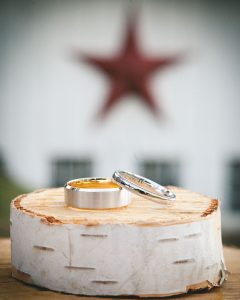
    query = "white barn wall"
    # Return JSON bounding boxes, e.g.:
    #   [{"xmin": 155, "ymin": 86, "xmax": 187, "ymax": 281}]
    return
[{"xmin": 0, "ymin": 0, "xmax": 240, "ymax": 208}]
